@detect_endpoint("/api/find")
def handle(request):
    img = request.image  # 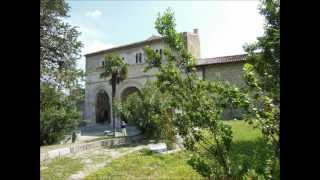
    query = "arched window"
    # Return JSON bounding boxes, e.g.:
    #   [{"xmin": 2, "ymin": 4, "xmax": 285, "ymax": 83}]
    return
[
  {"xmin": 136, "ymin": 53, "xmax": 138, "ymax": 63},
  {"xmin": 139, "ymin": 53, "xmax": 142, "ymax": 63}
]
